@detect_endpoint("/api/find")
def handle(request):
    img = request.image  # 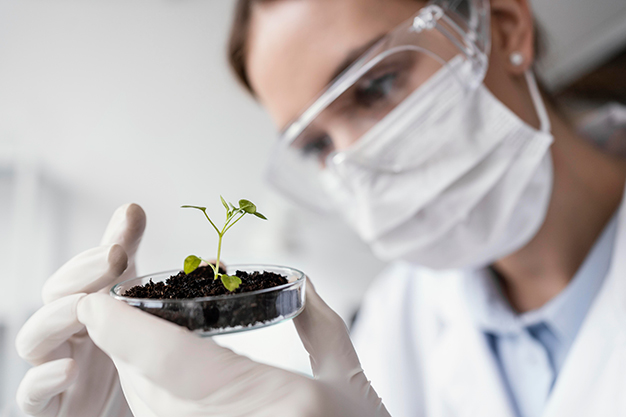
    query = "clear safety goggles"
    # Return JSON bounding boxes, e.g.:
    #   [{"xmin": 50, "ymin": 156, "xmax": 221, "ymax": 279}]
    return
[{"xmin": 266, "ymin": 0, "xmax": 491, "ymax": 211}]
